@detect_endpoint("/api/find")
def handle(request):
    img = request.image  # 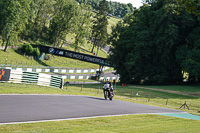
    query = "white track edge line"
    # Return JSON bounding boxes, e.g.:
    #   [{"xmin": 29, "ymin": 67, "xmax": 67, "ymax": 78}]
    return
[{"xmin": 0, "ymin": 112, "xmax": 187, "ymax": 125}]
